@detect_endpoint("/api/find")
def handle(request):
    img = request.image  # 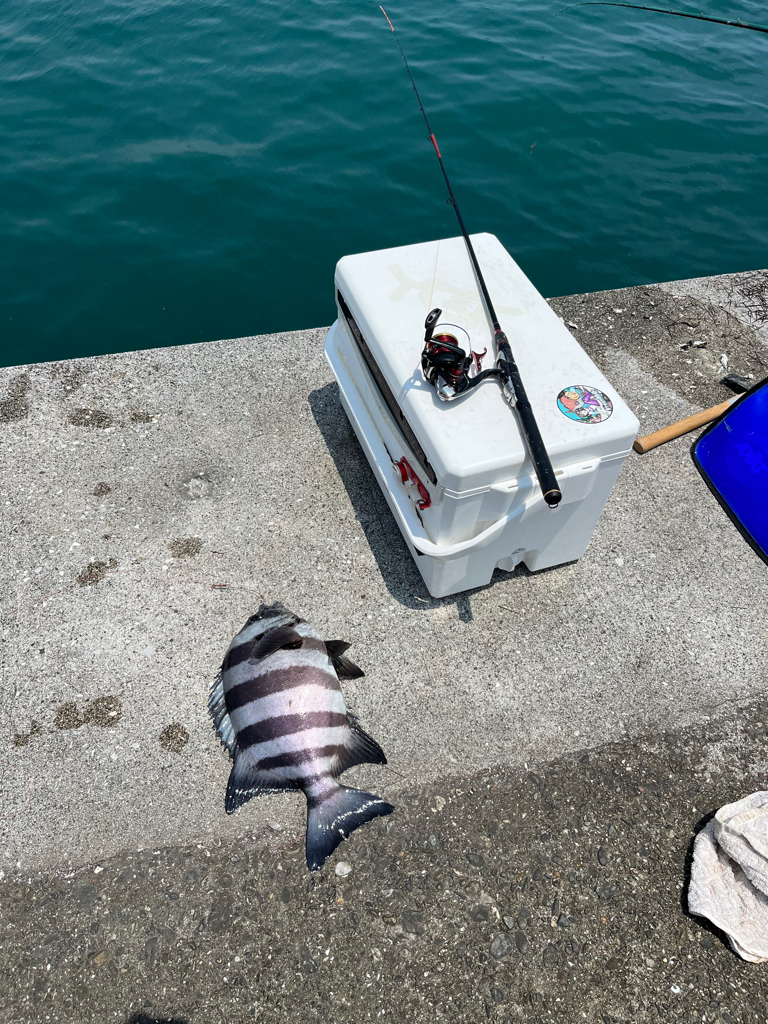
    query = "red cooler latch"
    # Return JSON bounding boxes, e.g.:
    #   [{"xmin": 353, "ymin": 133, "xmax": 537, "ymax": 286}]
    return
[{"xmin": 394, "ymin": 457, "xmax": 431, "ymax": 511}]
